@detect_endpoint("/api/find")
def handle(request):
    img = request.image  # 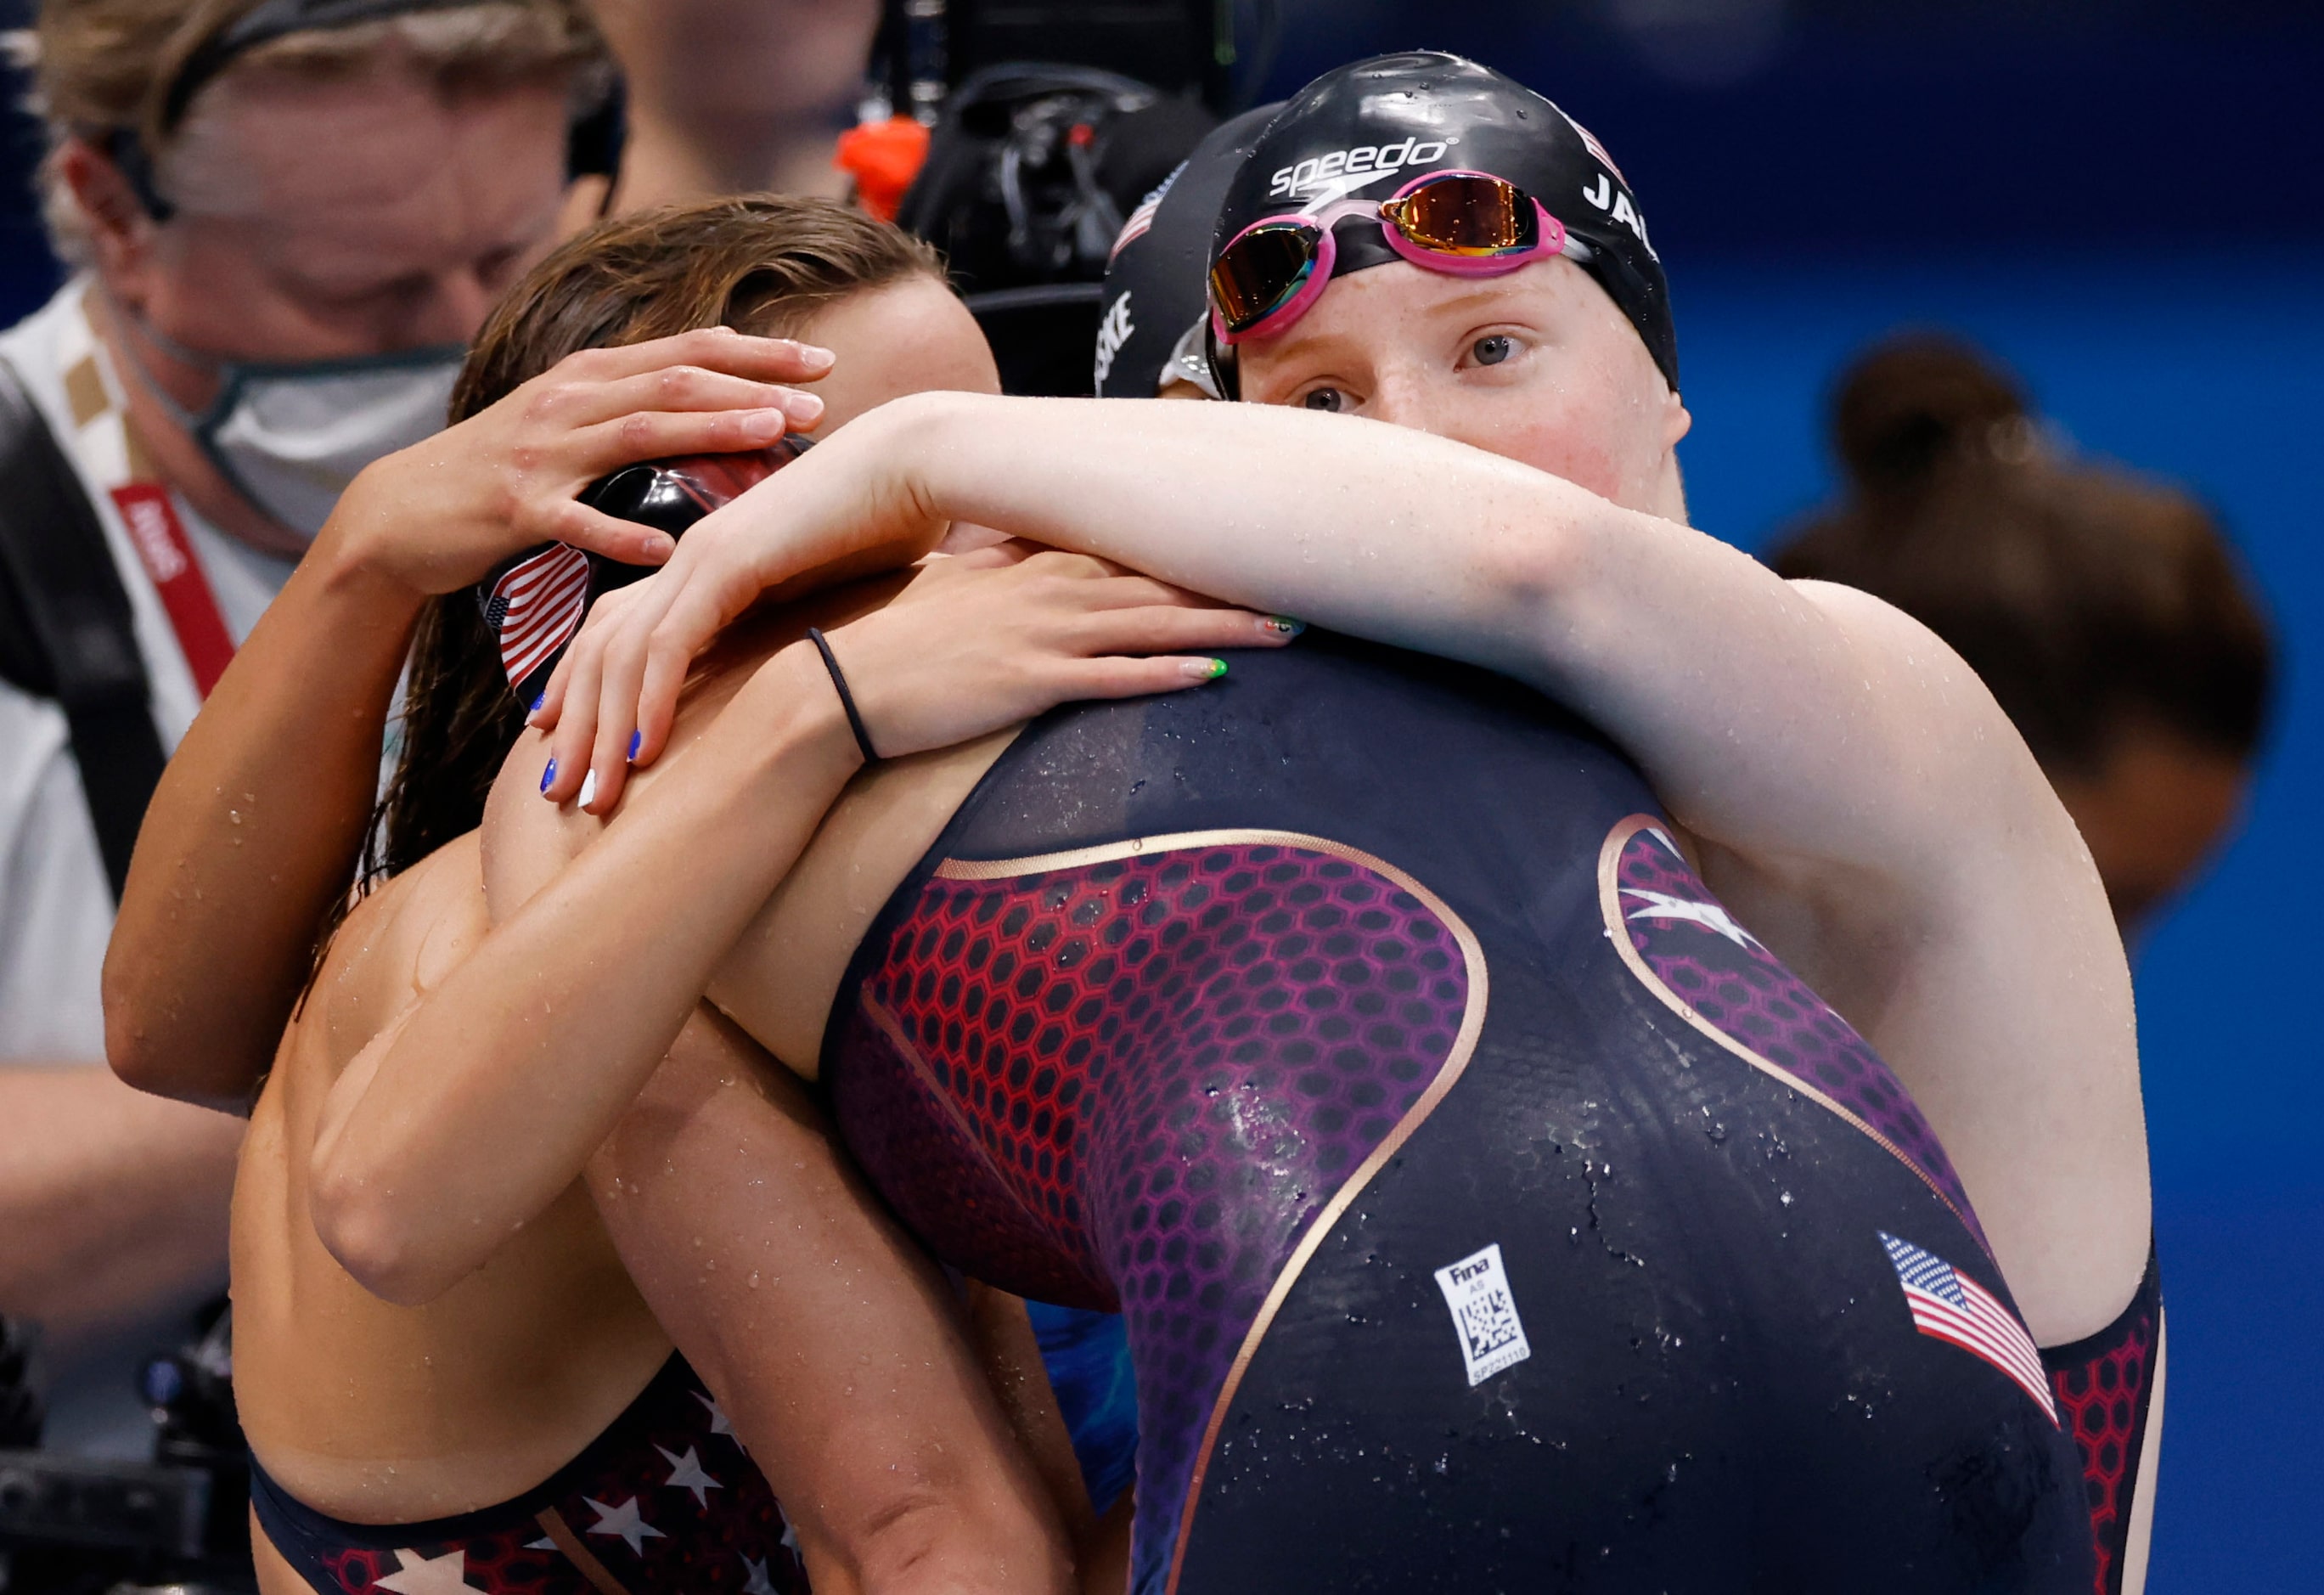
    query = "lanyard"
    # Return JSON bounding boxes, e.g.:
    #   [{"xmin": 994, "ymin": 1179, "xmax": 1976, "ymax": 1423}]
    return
[{"xmin": 109, "ymin": 481, "xmax": 234, "ymax": 698}]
